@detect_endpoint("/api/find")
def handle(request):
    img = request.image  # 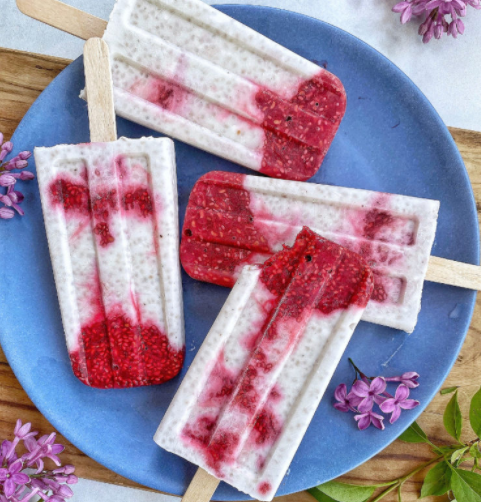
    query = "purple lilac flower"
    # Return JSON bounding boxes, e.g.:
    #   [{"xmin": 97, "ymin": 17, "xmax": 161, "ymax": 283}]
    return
[
  {"xmin": 332, "ymin": 360, "xmax": 420, "ymax": 431},
  {"xmin": 354, "ymin": 409, "xmax": 386, "ymax": 431},
  {"xmin": 0, "ymin": 132, "xmax": 33, "ymax": 220},
  {"xmin": 333, "ymin": 383, "xmax": 363, "ymax": 412},
  {"xmin": 0, "ymin": 419, "xmax": 77, "ymax": 502},
  {"xmin": 351, "ymin": 377, "xmax": 387, "ymax": 410},
  {"xmin": 0, "ymin": 459, "xmax": 30, "ymax": 498},
  {"xmin": 380, "ymin": 384, "xmax": 420, "ymax": 423},
  {"xmin": 392, "ymin": 0, "xmax": 480, "ymax": 42}
]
